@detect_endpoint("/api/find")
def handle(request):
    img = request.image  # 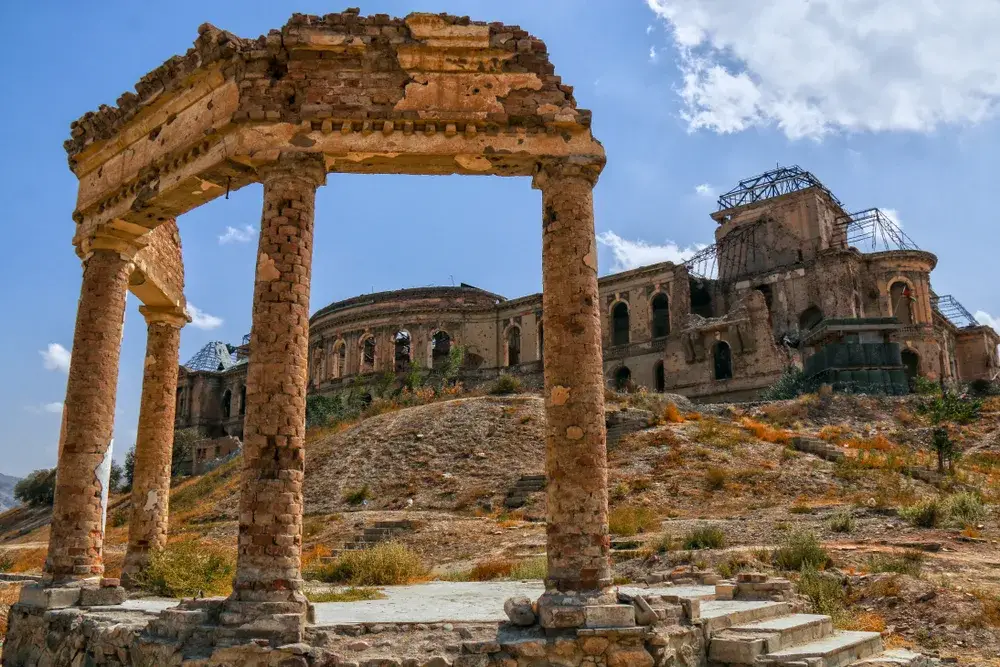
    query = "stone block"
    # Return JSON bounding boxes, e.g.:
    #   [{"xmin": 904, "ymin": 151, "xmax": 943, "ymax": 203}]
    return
[
  {"xmin": 680, "ymin": 598, "xmax": 700, "ymax": 622},
  {"xmin": 538, "ymin": 604, "xmax": 586, "ymax": 629},
  {"xmin": 715, "ymin": 583, "xmax": 736, "ymax": 600},
  {"xmin": 79, "ymin": 585, "xmax": 127, "ymax": 607},
  {"xmin": 584, "ymin": 604, "xmax": 636, "ymax": 629},
  {"xmin": 17, "ymin": 584, "xmax": 81, "ymax": 609}
]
